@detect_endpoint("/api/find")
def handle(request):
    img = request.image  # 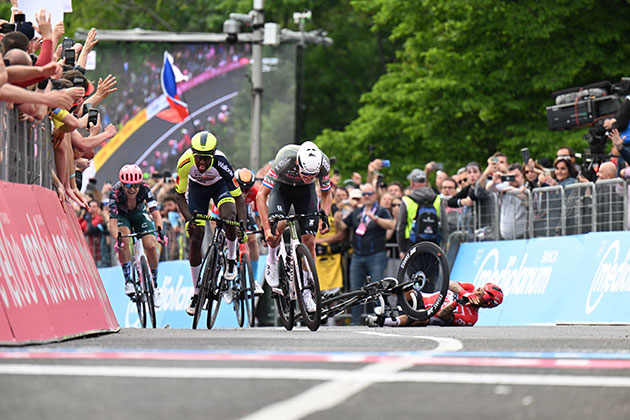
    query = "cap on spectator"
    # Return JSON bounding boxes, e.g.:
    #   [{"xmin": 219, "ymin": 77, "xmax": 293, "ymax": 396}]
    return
[
  {"xmin": 17, "ymin": 22, "xmax": 35, "ymax": 40},
  {"xmin": 349, "ymin": 189, "xmax": 362, "ymax": 199},
  {"xmin": 406, "ymin": 168, "xmax": 426, "ymax": 183}
]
